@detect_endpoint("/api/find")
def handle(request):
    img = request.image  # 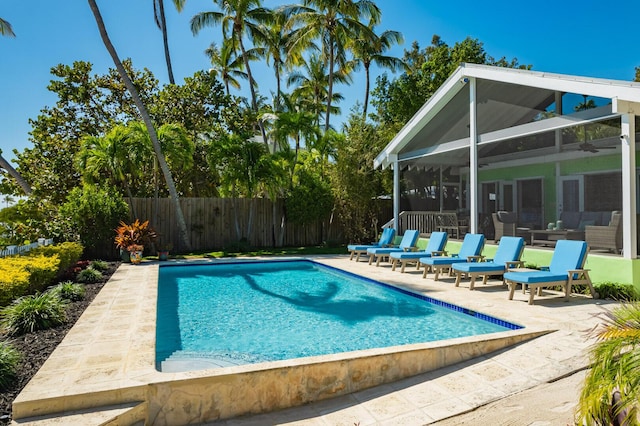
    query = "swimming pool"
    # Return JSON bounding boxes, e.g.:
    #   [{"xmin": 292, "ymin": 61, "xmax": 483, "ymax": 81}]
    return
[{"xmin": 156, "ymin": 260, "xmax": 521, "ymax": 372}]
